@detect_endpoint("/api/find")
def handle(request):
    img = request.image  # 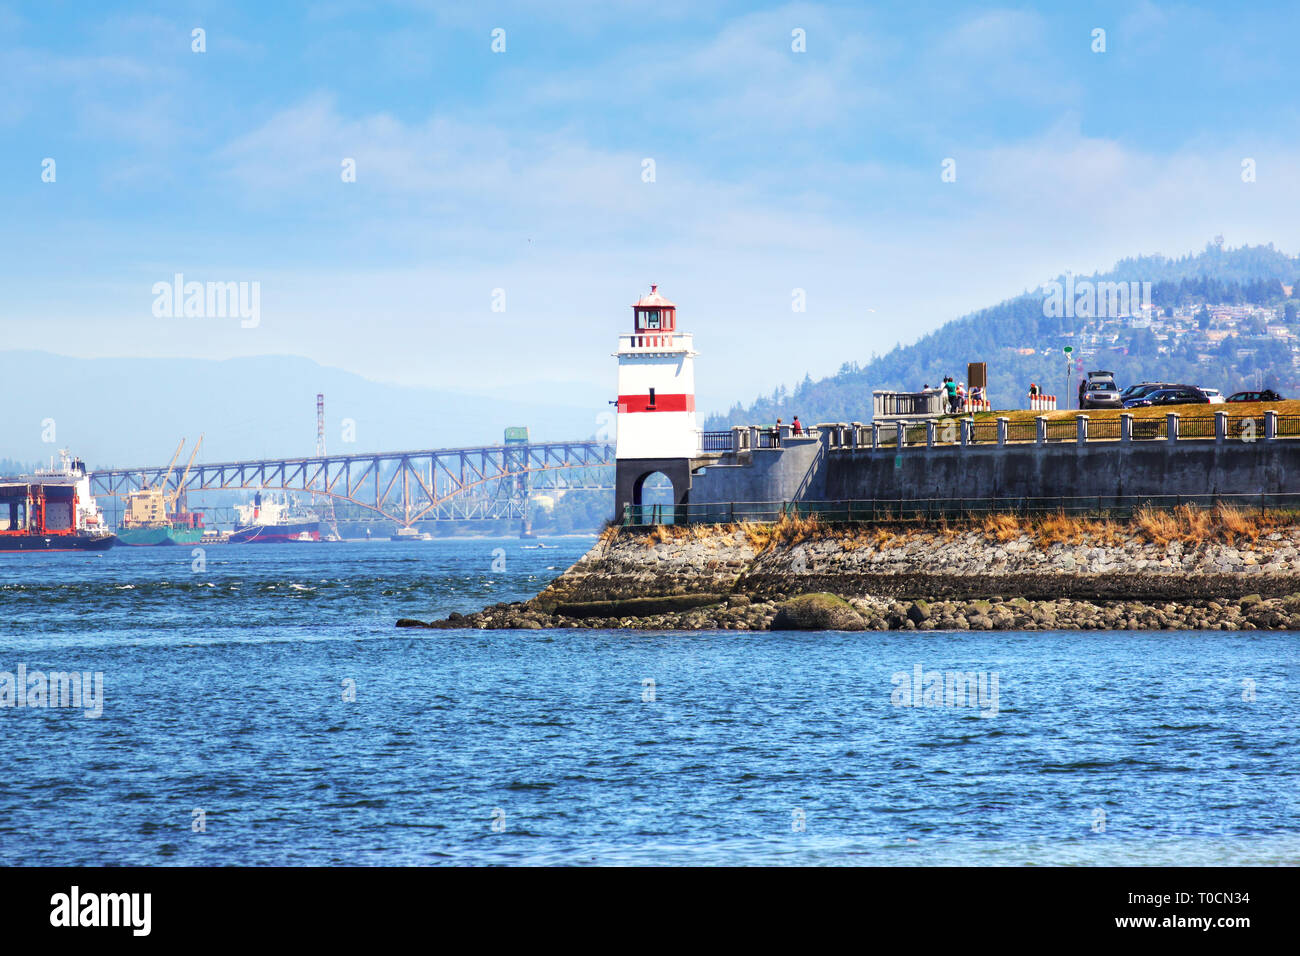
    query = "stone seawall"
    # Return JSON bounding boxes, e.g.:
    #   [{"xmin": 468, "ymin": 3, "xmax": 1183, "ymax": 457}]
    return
[
  {"xmin": 398, "ymin": 520, "xmax": 1300, "ymax": 631},
  {"xmin": 826, "ymin": 438, "xmax": 1300, "ymax": 503}
]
